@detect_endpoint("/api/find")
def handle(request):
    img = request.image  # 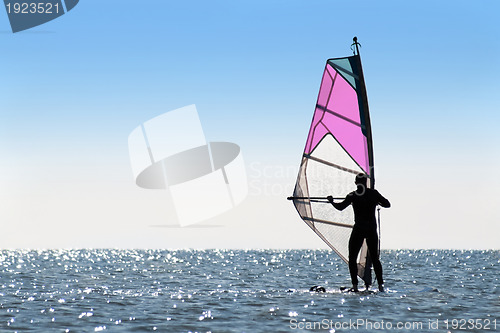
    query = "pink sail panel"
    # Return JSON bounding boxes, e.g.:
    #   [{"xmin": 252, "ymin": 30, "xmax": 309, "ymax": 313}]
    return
[
  {"xmin": 305, "ymin": 66, "xmax": 335, "ymax": 153},
  {"xmin": 316, "ymin": 65, "xmax": 335, "ymax": 107},
  {"xmin": 304, "ymin": 64, "xmax": 370, "ymax": 174},
  {"xmin": 327, "ymin": 68, "xmax": 361, "ymax": 125},
  {"xmin": 305, "ymin": 106, "xmax": 327, "ymax": 153}
]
